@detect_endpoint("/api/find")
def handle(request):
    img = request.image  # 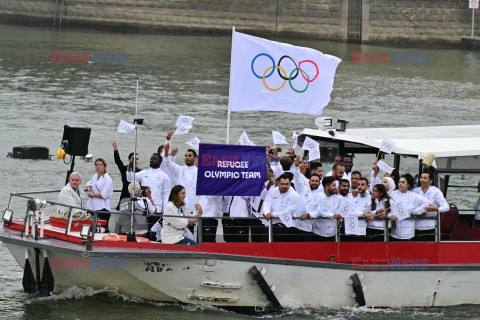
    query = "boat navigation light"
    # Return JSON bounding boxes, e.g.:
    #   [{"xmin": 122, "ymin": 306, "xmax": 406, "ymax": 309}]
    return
[
  {"xmin": 315, "ymin": 117, "xmax": 334, "ymax": 130},
  {"xmin": 2, "ymin": 209, "xmax": 13, "ymax": 224},
  {"xmin": 80, "ymin": 225, "xmax": 91, "ymax": 238}
]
